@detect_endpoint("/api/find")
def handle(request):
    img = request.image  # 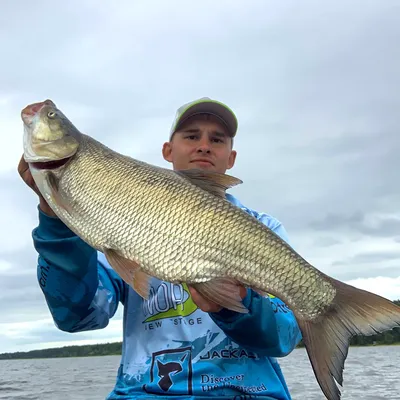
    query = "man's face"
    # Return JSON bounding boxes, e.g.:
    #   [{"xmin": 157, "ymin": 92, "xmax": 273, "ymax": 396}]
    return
[{"xmin": 162, "ymin": 114, "xmax": 237, "ymax": 174}]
